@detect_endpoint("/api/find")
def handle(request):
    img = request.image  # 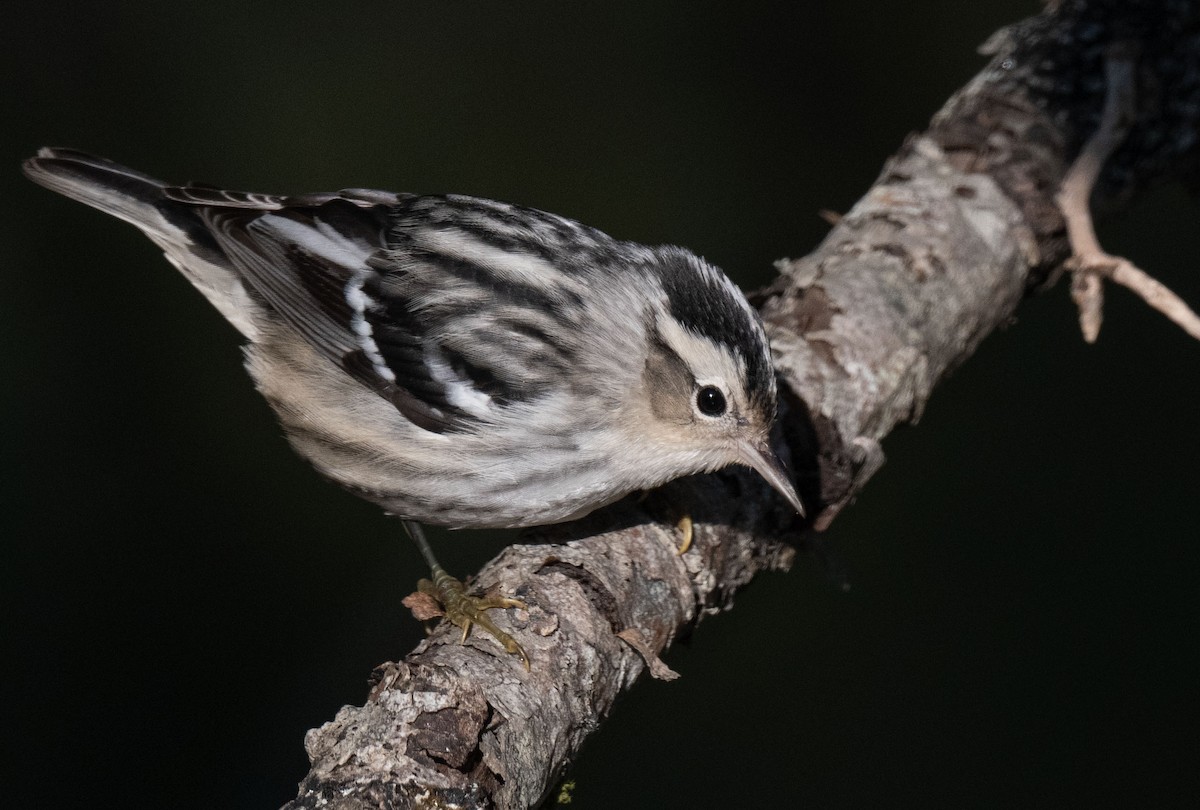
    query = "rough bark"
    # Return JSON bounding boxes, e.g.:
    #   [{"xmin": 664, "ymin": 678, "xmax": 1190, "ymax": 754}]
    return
[{"xmin": 285, "ymin": 2, "xmax": 1200, "ymax": 808}]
